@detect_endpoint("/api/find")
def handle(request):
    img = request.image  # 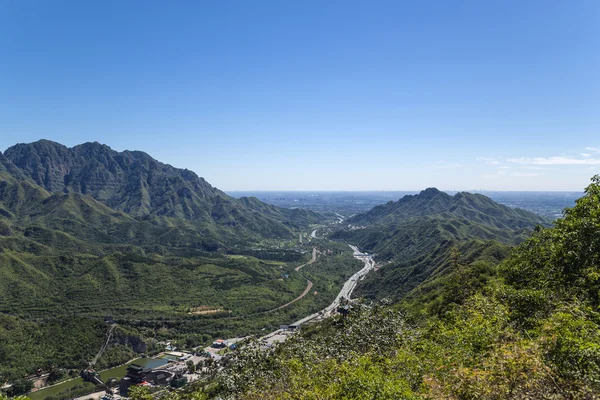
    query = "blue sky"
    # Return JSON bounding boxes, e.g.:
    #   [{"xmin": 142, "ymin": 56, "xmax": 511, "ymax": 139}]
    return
[{"xmin": 0, "ymin": 0, "xmax": 598, "ymax": 191}]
